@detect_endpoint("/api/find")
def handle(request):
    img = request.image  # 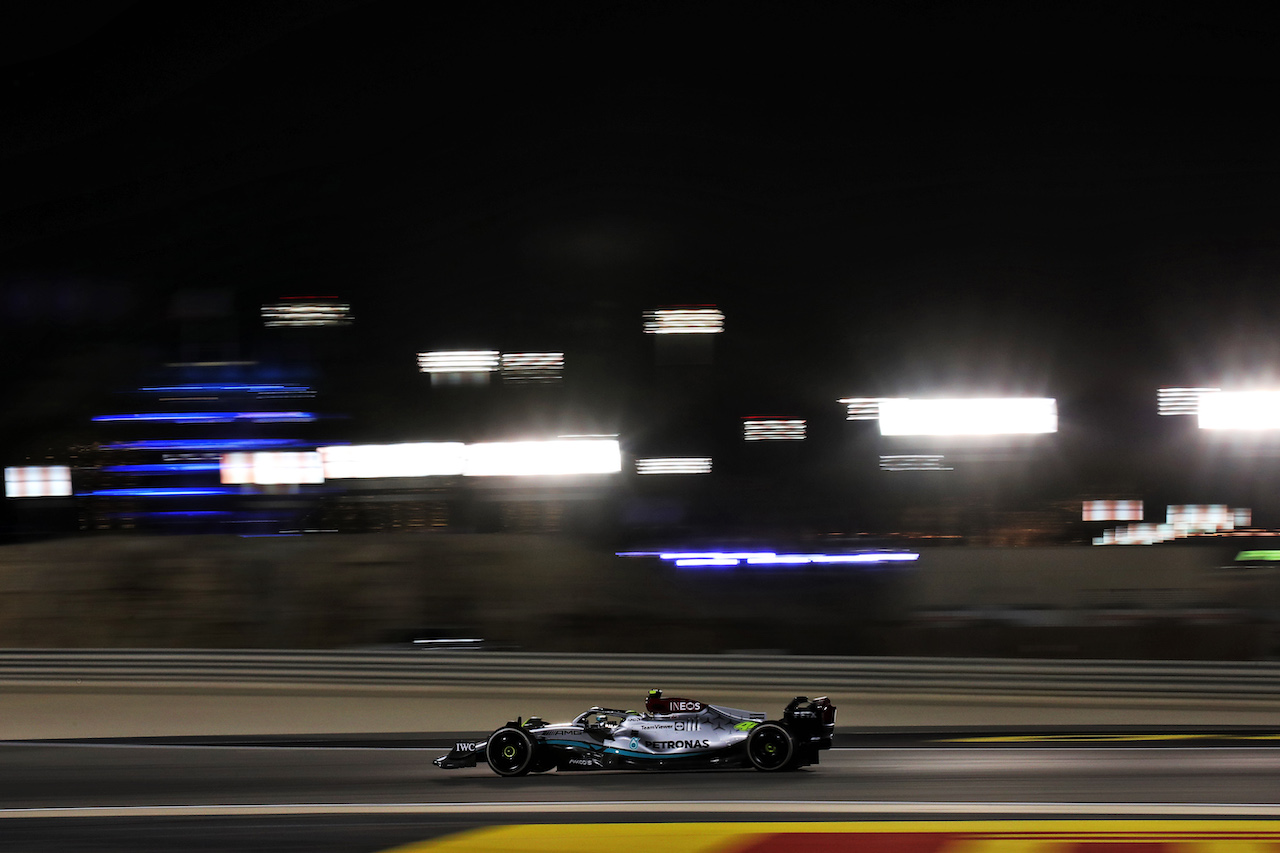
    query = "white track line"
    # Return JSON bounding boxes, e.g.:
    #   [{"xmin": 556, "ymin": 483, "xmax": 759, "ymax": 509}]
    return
[{"xmin": 5, "ymin": 801, "xmax": 1280, "ymax": 819}]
